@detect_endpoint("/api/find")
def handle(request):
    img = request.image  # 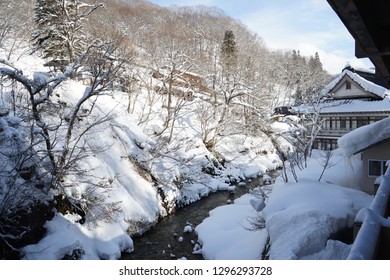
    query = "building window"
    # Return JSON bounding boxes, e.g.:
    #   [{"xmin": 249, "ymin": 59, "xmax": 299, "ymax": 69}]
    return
[
  {"xmin": 346, "ymin": 81, "xmax": 351, "ymax": 90},
  {"xmin": 357, "ymin": 117, "xmax": 369, "ymax": 128},
  {"xmin": 368, "ymin": 160, "xmax": 388, "ymax": 177},
  {"xmin": 351, "ymin": 117, "xmax": 357, "ymax": 129},
  {"xmin": 340, "ymin": 119, "xmax": 346, "ymax": 129},
  {"xmin": 324, "ymin": 118, "xmax": 330, "ymax": 130}
]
